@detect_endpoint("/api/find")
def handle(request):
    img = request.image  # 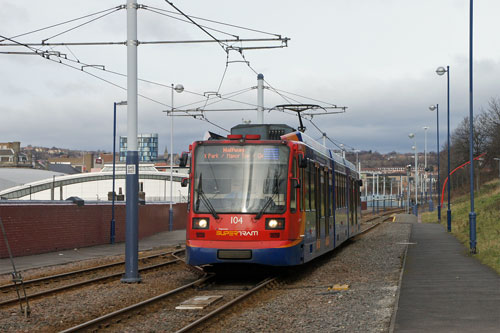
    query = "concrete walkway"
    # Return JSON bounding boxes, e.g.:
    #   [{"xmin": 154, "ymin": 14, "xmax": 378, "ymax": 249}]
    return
[
  {"xmin": 393, "ymin": 220, "xmax": 500, "ymax": 332},
  {"xmin": 0, "ymin": 230, "xmax": 186, "ymax": 275}
]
